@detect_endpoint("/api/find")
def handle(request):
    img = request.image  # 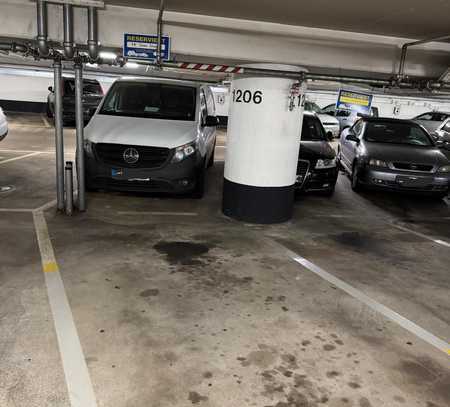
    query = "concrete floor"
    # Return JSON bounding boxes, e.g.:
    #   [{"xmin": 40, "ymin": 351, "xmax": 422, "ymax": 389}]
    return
[{"xmin": 0, "ymin": 113, "xmax": 449, "ymax": 407}]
